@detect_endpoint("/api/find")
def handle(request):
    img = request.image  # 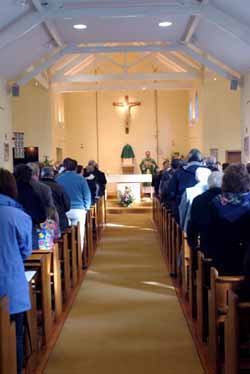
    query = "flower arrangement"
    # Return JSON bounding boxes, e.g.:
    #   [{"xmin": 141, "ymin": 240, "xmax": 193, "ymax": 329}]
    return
[{"xmin": 119, "ymin": 186, "xmax": 135, "ymax": 207}]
